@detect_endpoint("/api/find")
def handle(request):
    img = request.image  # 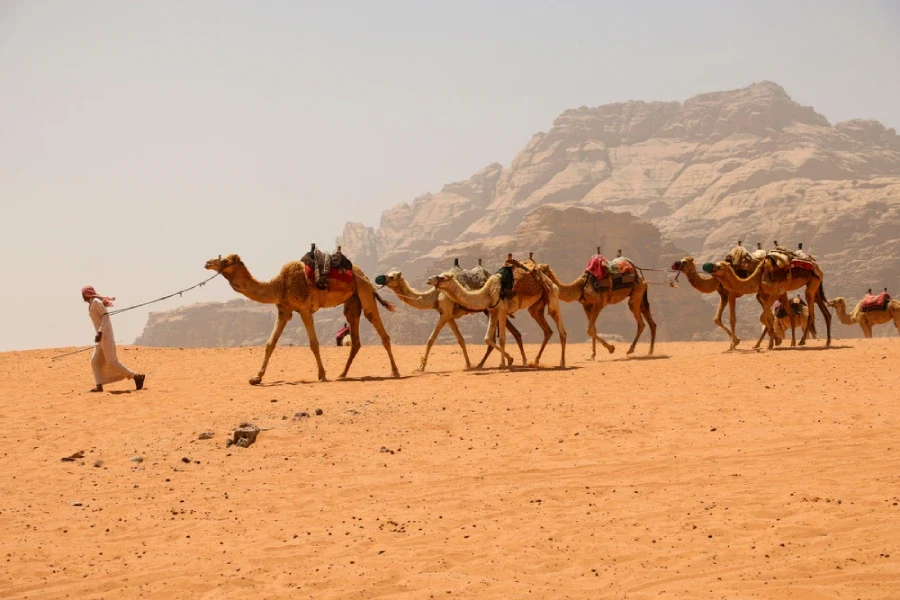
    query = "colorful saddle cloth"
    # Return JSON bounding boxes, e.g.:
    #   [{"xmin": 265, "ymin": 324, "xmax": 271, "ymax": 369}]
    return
[
  {"xmin": 861, "ymin": 292, "xmax": 891, "ymax": 312},
  {"xmin": 304, "ymin": 263, "xmax": 354, "ymax": 283}
]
